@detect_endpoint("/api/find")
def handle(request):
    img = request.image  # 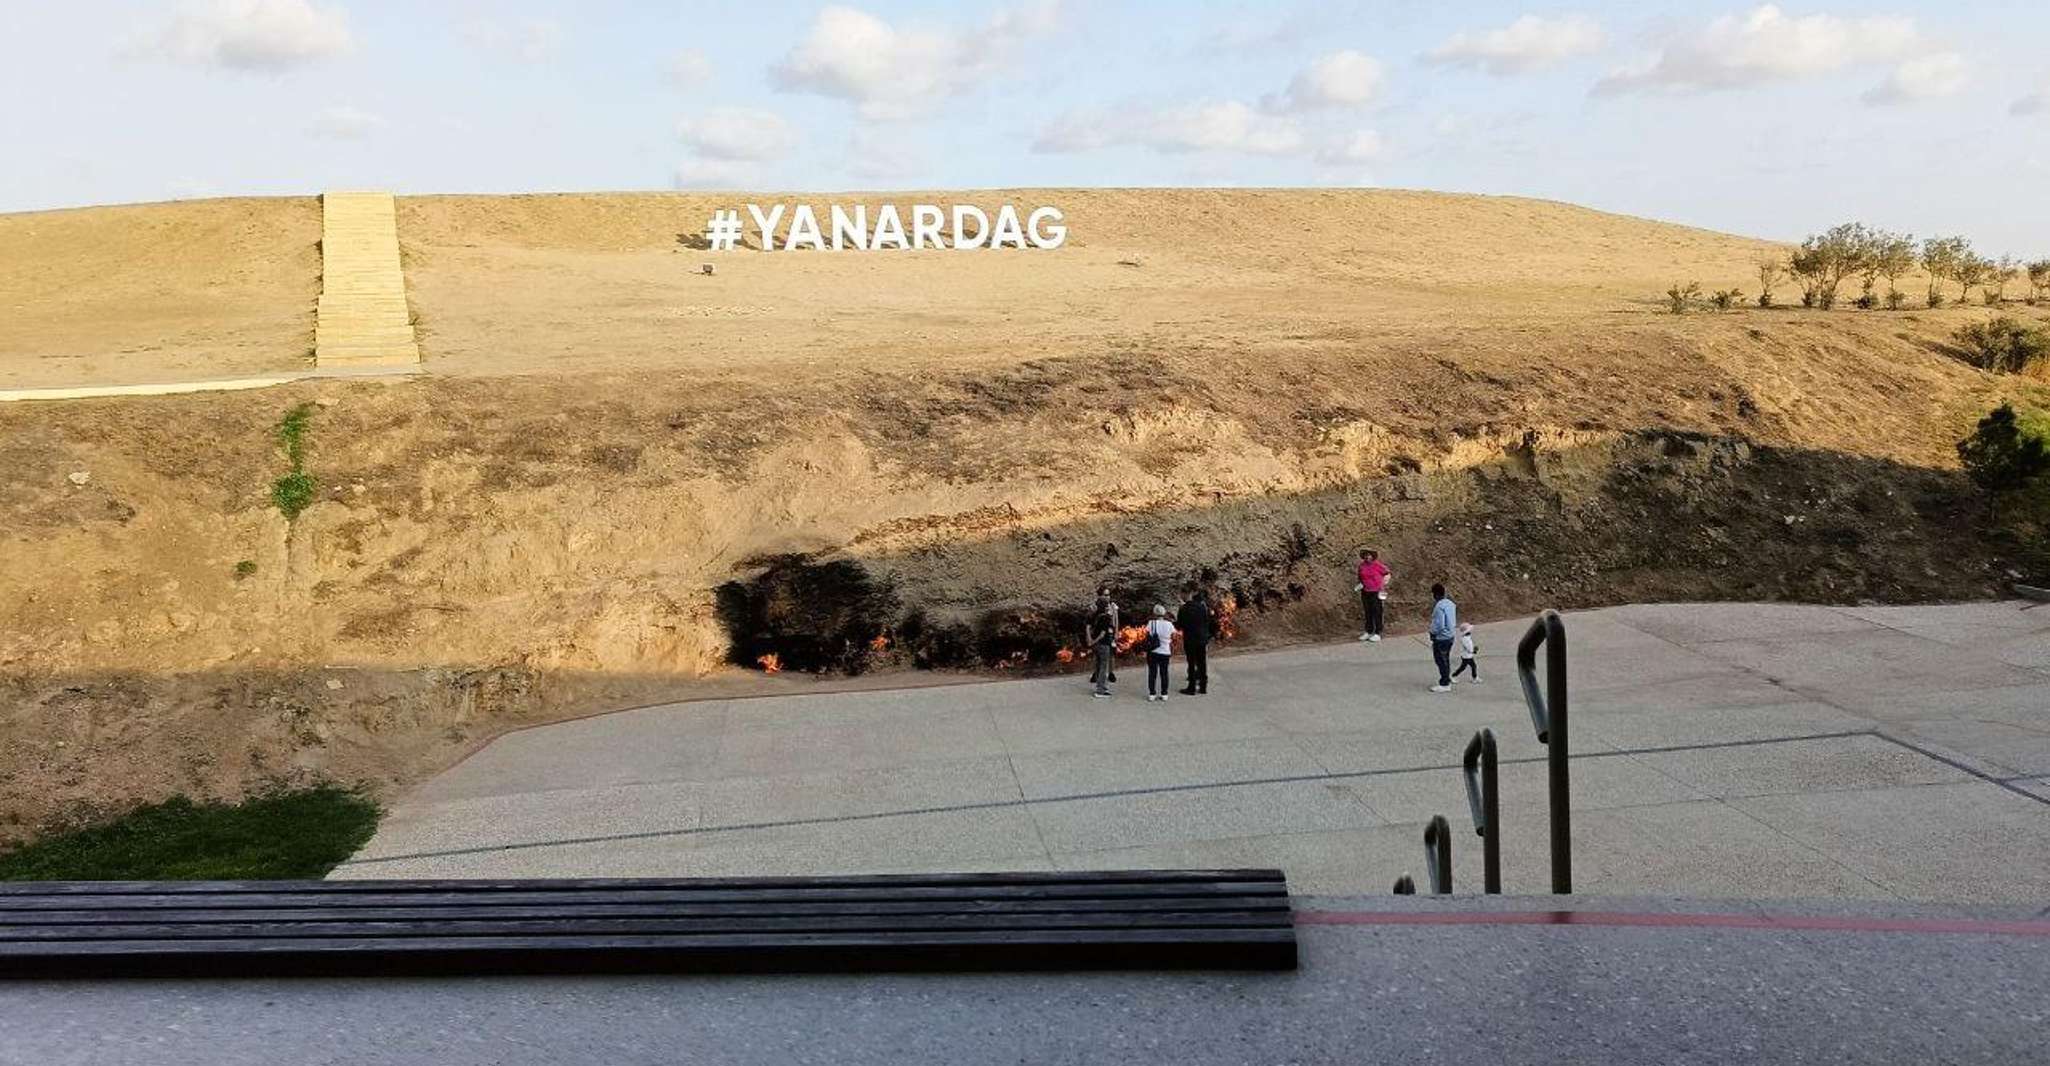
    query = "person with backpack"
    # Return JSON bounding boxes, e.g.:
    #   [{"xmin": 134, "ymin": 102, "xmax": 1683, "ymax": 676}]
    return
[{"xmin": 1144, "ymin": 604, "xmax": 1177, "ymax": 702}]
